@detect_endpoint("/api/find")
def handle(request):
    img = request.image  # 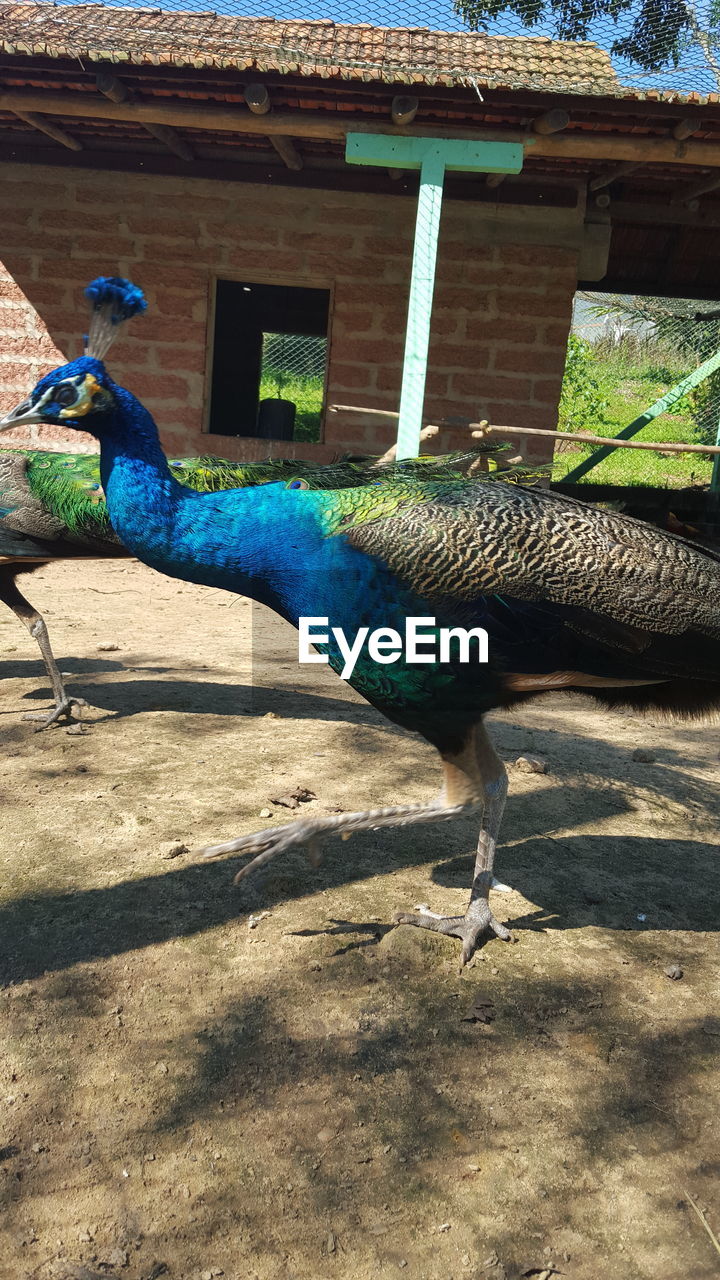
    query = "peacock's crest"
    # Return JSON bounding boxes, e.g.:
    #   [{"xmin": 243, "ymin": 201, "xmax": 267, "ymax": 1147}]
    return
[{"xmin": 83, "ymin": 276, "xmax": 147, "ymax": 360}]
